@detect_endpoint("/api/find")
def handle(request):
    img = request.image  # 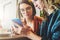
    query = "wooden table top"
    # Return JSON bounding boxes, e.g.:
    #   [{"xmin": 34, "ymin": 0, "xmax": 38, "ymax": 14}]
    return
[{"xmin": 0, "ymin": 34, "xmax": 30, "ymax": 40}]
